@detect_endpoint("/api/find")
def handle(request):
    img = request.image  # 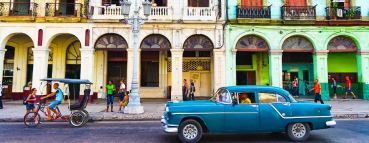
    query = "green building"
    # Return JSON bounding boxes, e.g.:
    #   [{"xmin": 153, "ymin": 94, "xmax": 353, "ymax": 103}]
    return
[{"xmin": 226, "ymin": 0, "xmax": 369, "ymax": 100}]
